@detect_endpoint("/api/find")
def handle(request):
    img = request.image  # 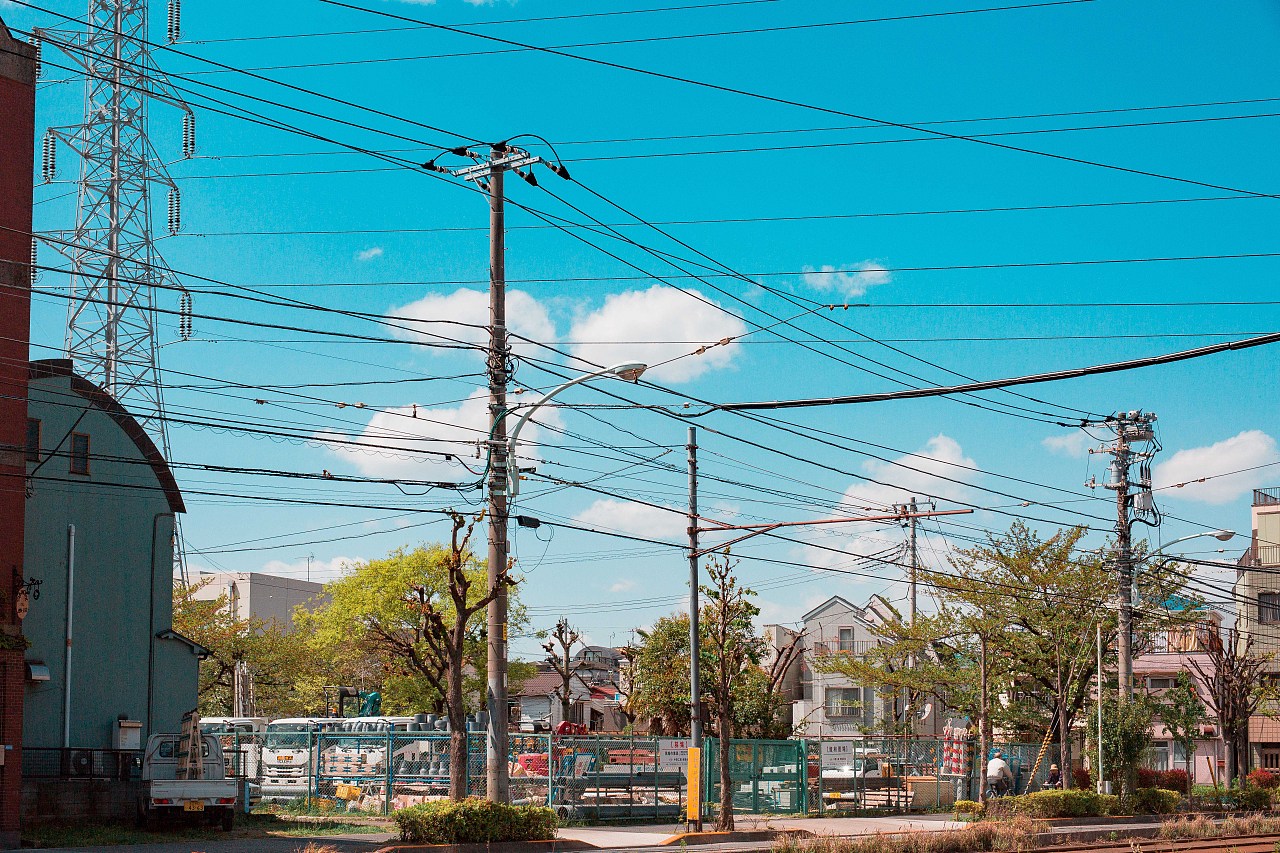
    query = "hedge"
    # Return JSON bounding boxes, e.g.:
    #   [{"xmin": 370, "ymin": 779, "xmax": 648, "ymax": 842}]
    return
[
  {"xmin": 1125, "ymin": 788, "xmax": 1182, "ymax": 815},
  {"xmin": 393, "ymin": 798, "xmax": 558, "ymax": 844},
  {"xmin": 985, "ymin": 789, "xmax": 1120, "ymax": 818}
]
